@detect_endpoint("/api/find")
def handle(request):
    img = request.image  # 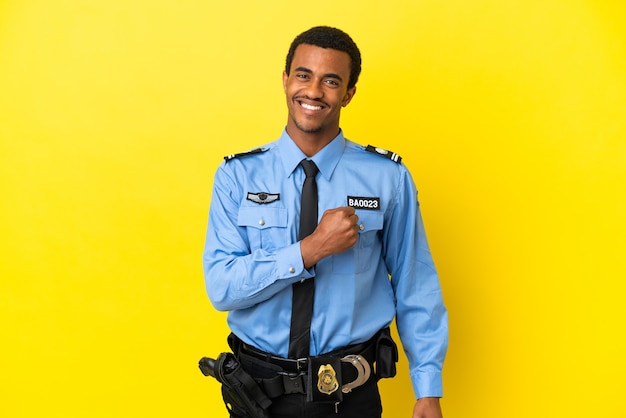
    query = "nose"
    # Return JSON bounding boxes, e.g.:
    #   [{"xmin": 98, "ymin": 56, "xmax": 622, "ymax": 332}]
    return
[{"xmin": 303, "ymin": 79, "xmax": 324, "ymax": 100}]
